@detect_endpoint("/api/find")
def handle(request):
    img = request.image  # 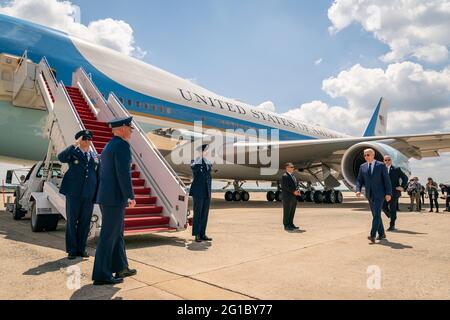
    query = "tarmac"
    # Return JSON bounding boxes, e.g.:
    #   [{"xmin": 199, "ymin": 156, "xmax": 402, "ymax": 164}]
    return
[{"xmin": 0, "ymin": 193, "xmax": 449, "ymax": 300}]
